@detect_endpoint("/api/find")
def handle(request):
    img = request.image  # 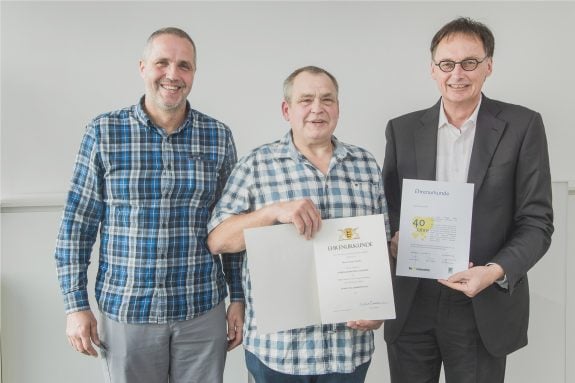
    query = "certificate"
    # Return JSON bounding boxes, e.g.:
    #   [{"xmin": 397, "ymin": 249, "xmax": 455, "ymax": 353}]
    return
[
  {"xmin": 396, "ymin": 179, "xmax": 474, "ymax": 279},
  {"xmin": 244, "ymin": 214, "xmax": 395, "ymax": 334}
]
